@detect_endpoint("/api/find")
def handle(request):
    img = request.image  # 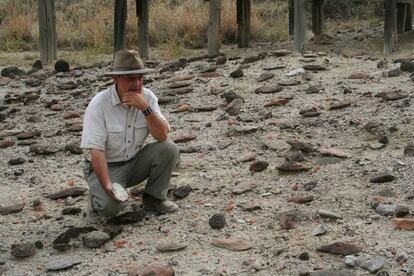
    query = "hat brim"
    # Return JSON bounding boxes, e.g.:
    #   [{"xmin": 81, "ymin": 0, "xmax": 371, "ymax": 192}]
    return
[{"xmin": 105, "ymin": 68, "xmax": 157, "ymax": 75}]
